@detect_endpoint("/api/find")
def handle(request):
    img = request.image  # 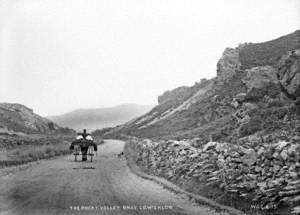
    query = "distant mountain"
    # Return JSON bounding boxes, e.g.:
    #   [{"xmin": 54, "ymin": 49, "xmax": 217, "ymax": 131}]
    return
[
  {"xmin": 48, "ymin": 104, "xmax": 154, "ymax": 131},
  {"xmin": 0, "ymin": 103, "xmax": 73, "ymax": 135},
  {"xmin": 103, "ymin": 30, "xmax": 300, "ymax": 143}
]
